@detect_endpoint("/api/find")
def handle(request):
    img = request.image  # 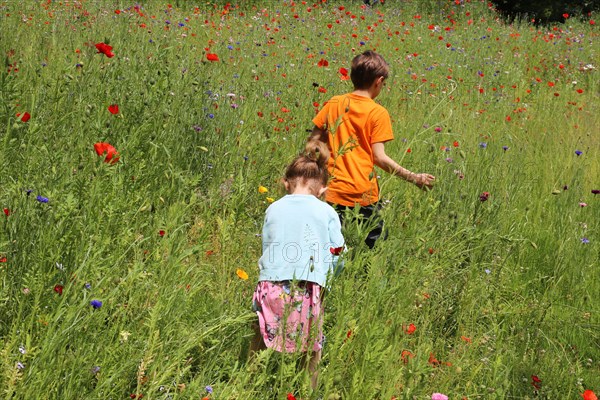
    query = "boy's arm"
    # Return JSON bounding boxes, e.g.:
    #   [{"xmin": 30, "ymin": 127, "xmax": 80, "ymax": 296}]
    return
[{"xmin": 372, "ymin": 142, "xmax": 435, "ymax": 190}]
